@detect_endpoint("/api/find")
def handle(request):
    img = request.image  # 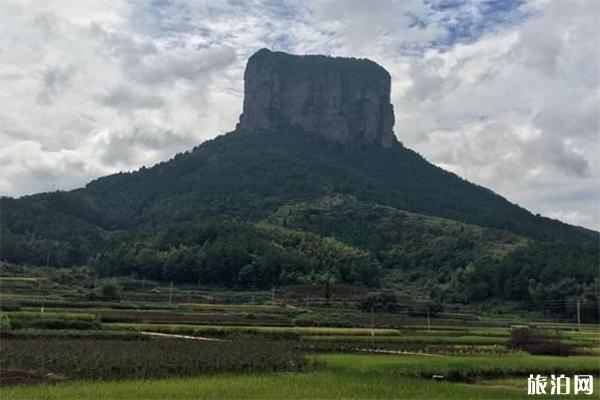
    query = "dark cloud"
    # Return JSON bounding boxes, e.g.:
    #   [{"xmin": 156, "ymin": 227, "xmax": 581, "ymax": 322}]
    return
[
  {"xmin": 99, "ymin": 85, "xmax": 165, "ymax": 109},
  {"xmin": 37, "ymin": 64, "xmax": 75, "ymax": 104}
]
